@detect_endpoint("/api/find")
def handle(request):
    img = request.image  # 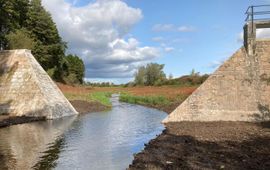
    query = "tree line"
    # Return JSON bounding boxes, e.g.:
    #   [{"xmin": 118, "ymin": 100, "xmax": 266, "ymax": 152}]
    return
[
  {"xmin": 133, "ymin": 63, "xmax": 209, "ymax": 86},
  {"xmin": 0, "ymin": 0, "xmax": 85, "ymax": 84}
]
